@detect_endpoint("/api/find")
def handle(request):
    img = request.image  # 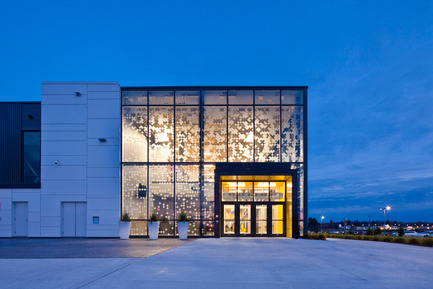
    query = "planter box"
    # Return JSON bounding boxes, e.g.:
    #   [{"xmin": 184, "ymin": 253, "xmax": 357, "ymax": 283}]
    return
[
  {"xmin": 119, "ymin": 221, "xmax": 131, "ymax": 240},
  {"xmin": 178, "ymin": 221, "xmax": 189, "ymax": 240},
  {"xmin": 148, "ymin": 221, "xmax": 160, "ymax": 240}
]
